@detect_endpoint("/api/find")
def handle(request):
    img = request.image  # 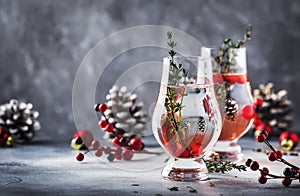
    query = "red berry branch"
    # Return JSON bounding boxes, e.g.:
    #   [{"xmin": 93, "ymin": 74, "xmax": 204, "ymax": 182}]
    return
[
  {"xmin": 73, "ymin": 103, "xmax": 162, "ymax": 162},
  {"xmin": 95, "ymin": 103, "xmax": 145, "ymax": 151},
  {"xmin": 74, "ymin": 135, "xmax": 163, "ymax": 162},
  {"xmin": 246, "ymin": 130, "xmax": 300, "ymax": 187}
]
